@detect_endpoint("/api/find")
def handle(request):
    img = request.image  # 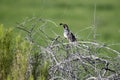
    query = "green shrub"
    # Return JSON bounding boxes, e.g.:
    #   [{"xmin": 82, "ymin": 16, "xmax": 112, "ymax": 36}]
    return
[
  {"xmin": 10, "ymin": 35, "xmax": 31, "ymax": 80},
  {"xmin": 0, "ymin": 24, "xmax": 49, "ymax": 80},
  {"xmin": 0, "ymin": 24, "xmax": 14, "ymax": 80},
  {"xmin": 0, "ymin": 24, "xmax": 31, "ymax": 80}
]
